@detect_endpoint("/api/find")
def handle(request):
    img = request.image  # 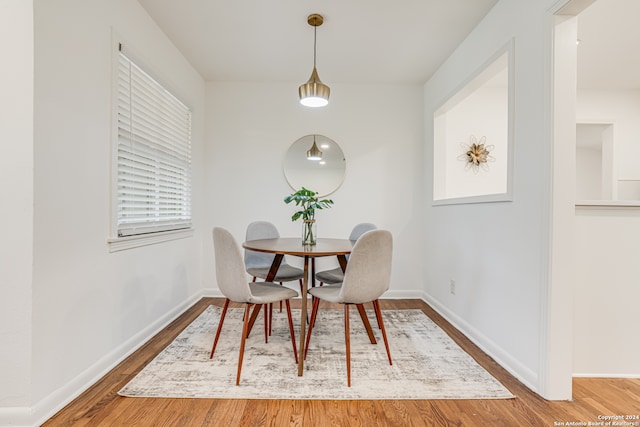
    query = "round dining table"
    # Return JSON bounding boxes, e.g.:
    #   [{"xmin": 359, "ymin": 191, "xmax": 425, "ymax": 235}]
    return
[{"xmin": 242, "ymin": 237, "xmax": 375, "ymax": 376}]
